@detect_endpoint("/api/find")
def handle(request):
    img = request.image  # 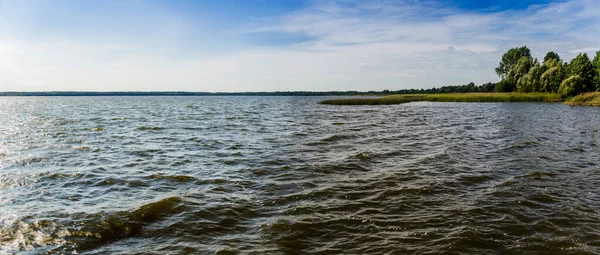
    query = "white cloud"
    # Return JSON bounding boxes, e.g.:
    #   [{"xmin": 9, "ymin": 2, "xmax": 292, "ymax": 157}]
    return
[
  {"xmin": 226, "ymin": 0, "xmax": 600, "ymax": 90},
  {"xmin": 568, "ymin": 48, "xmax": 599, "ymax": 54},
  {"xmin": 0, "ymin": 0, "xmax": 599, "ymax": 91}
]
